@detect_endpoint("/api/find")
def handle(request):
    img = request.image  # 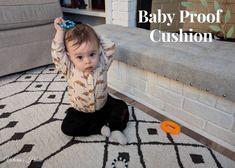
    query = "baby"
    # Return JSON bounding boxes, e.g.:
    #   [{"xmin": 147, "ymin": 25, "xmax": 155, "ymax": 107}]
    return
[{"xmin": 51, "ymin": 17, "xmax": 129, "ymax": 145}]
